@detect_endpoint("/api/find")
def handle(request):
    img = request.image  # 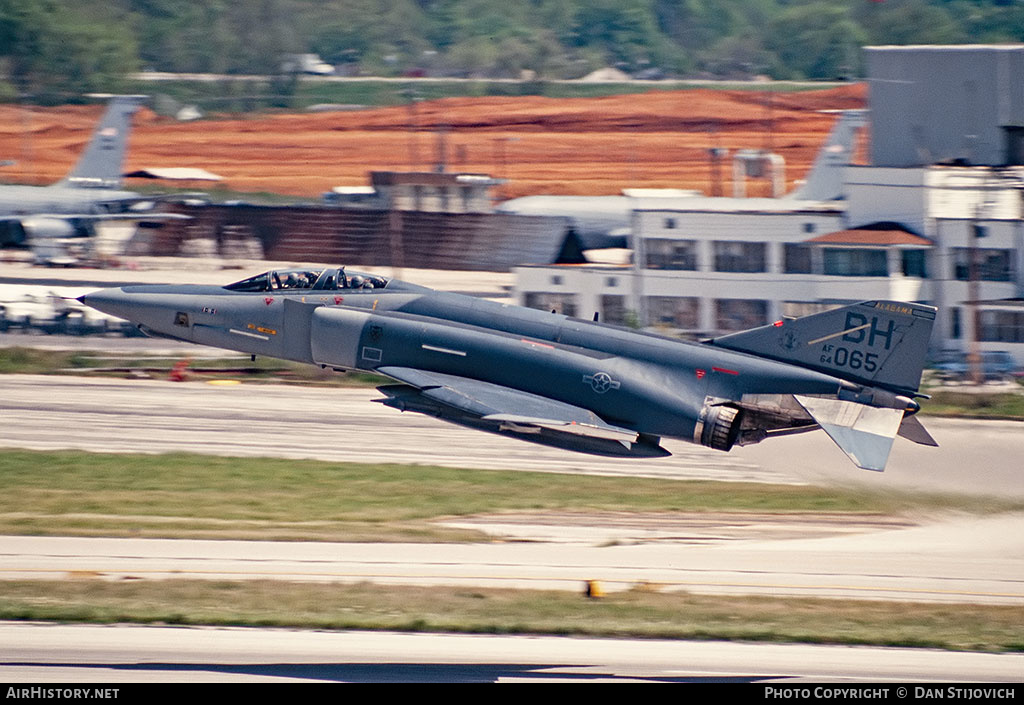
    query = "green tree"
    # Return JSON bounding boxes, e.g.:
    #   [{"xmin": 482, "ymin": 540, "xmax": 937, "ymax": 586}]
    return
[
  {"xmin": 854, "ymin": 0, "xmax": 964, "ymax": 46},
  {"xmin": 130, "ymin": 0, "xmax": 237, "ymax": 74},
  {"xmin": 766, "ymin": 3, "xmax": 865, "ymax": 79},
  {"xmin": 568, "ymin": 0, "xmax": 680, "ymax": 70},
  {"xmin": 304, "ymin": 0, "xmax": 432, "ymax": 73},
  {"xmin": 0, "ymin": 1, "xmax": 138, "ymax": 99}
]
